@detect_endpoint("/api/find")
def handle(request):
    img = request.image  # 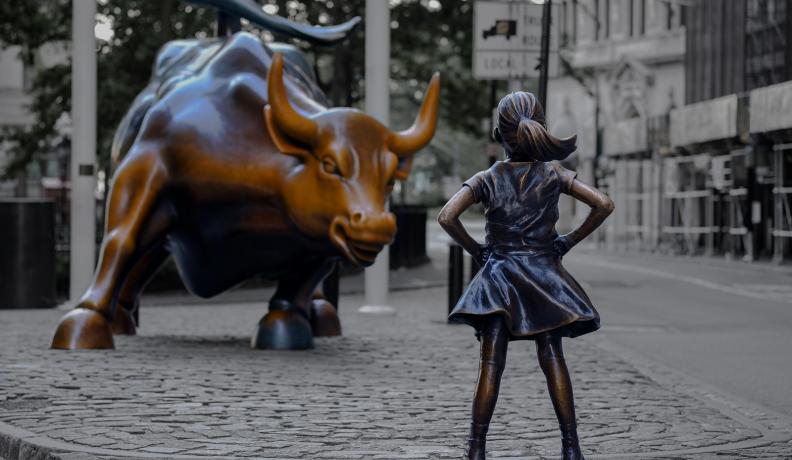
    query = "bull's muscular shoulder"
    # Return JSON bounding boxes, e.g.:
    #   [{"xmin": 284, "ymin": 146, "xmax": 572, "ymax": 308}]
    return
[{"xmin": 112, "ymin": 32, "xmax": 319, "ymax": 165}]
